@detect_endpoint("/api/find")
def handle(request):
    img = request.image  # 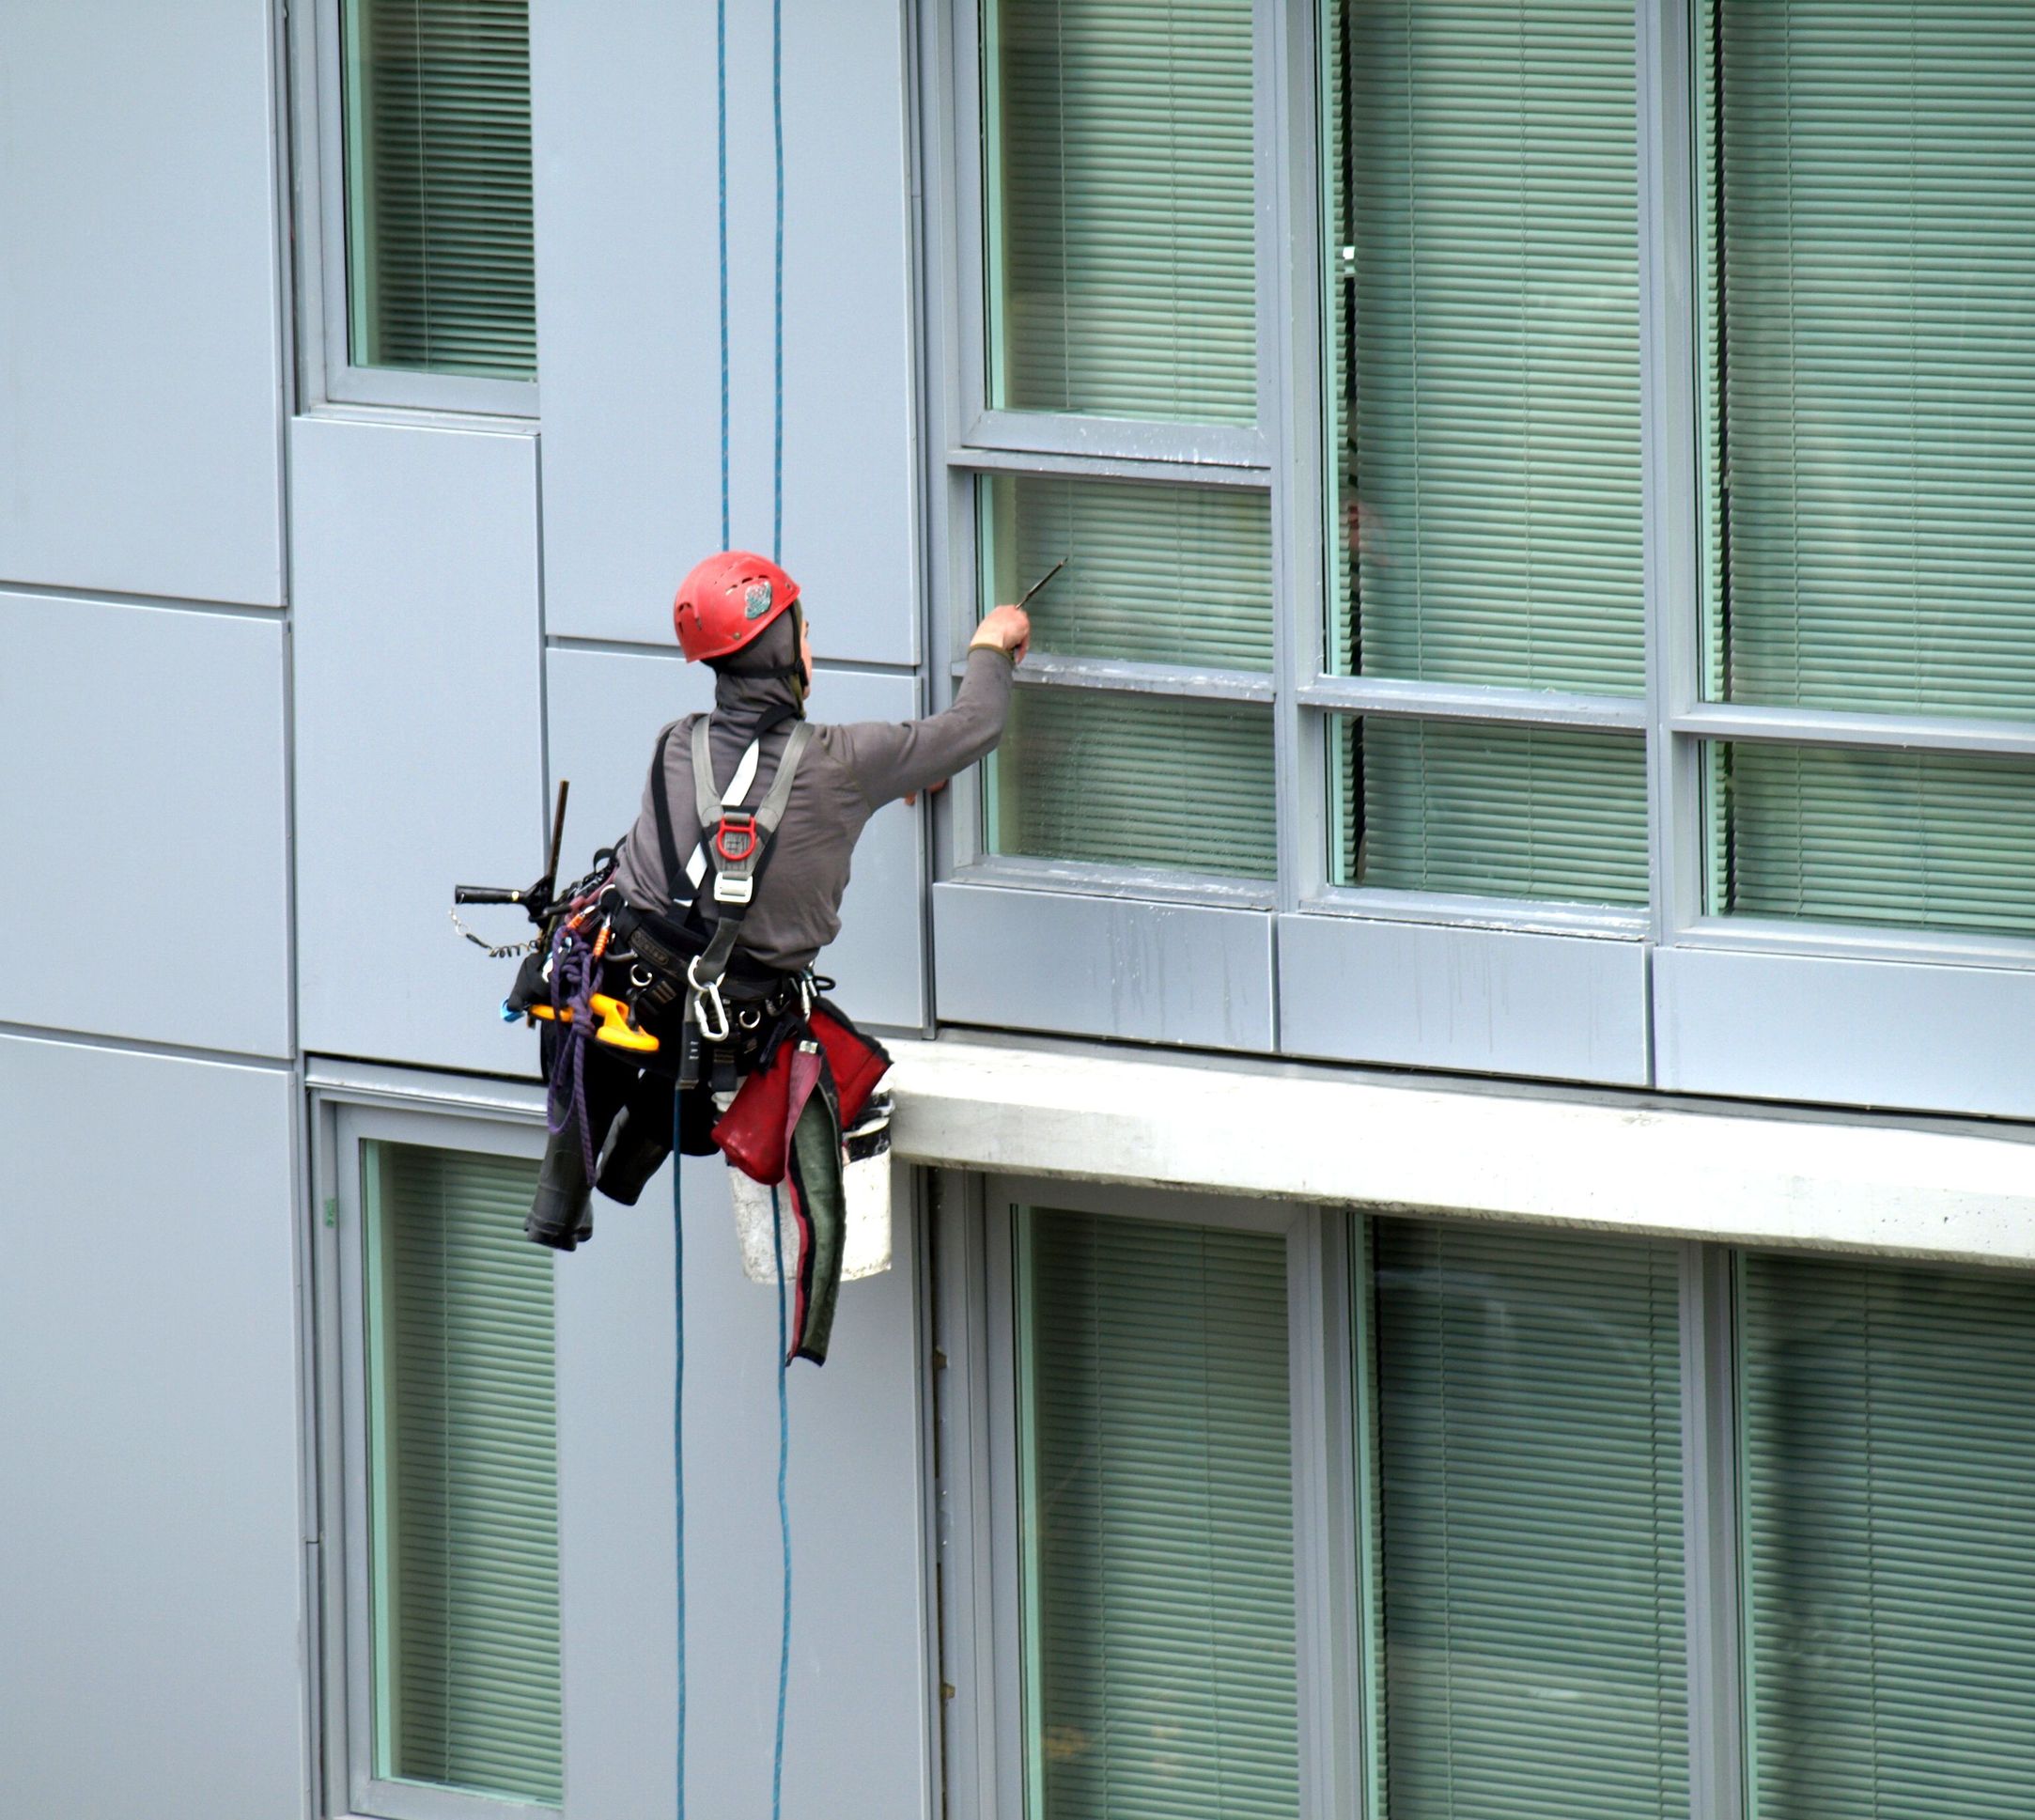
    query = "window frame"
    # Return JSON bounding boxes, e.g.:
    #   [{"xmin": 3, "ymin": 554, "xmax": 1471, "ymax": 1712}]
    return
[
  {"xmin": 932, "ymin": 1176, "xmax": 1782, "ymax": 1820},
  {"xmin": 311, "ymin": 1093, "xmax": 559, "ymax": 1820},
  {"xmin": 287, "ymin": 0, "xmax": 540, "ymax": 419},
  {"xmin": 932, "ymin": 1172, "xmax": 1363, "ymax": 1820},
  {"xmin": 919, "ymin": 0, "xmax": 2035, "ymax": 1107}
]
